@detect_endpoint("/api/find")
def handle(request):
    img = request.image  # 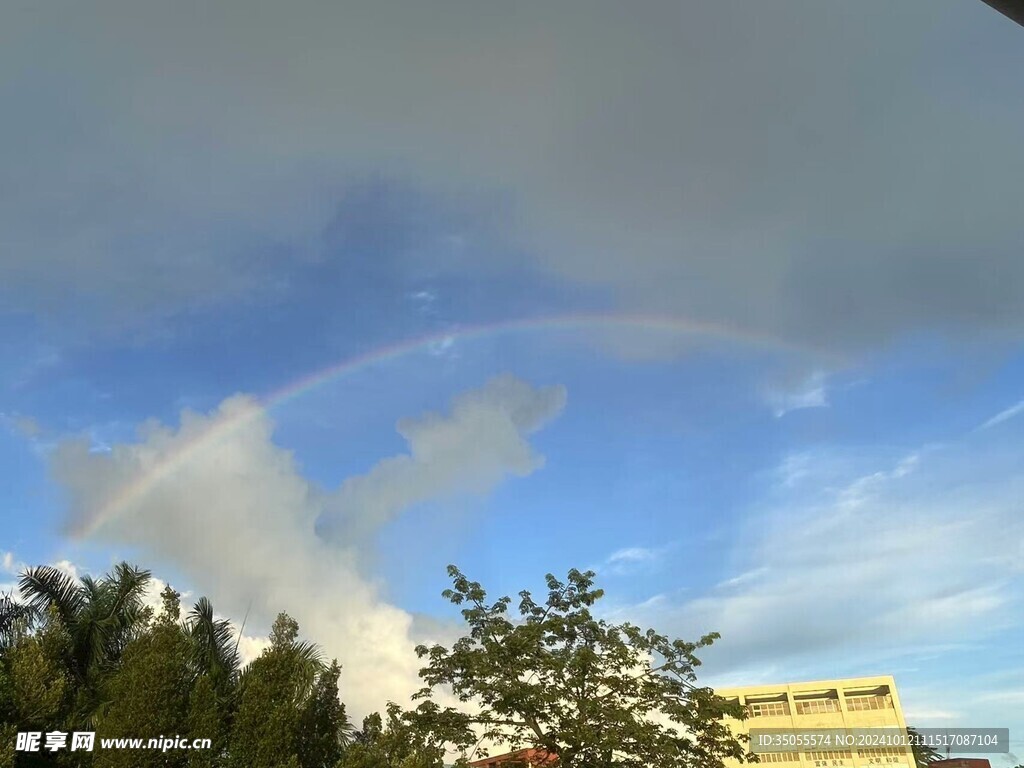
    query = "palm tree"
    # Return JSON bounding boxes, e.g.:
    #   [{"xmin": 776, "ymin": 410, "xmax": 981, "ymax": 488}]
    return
[
  {"xmin": 18, "ymin": 562, "xmax": 152, "ymax": 724},
  {"xmin": 234, "ymin": 613, "xmax": 326, "ymax": 708},
  {"xmin": 19, "ymin": 562, "xmax": 152, "ymax": 681},
  {"xmin": 185, "ymin": 596, "xmax": 241, "ymax": 694}
]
